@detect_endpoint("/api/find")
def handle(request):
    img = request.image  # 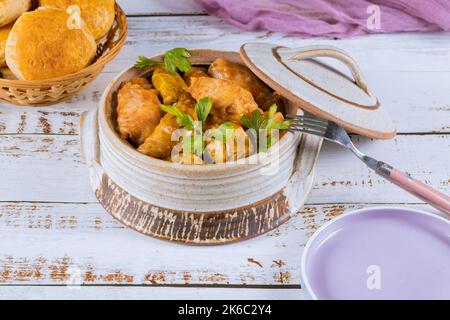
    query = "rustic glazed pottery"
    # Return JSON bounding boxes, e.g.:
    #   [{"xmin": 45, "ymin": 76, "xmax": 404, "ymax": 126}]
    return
[
  {"xmin": 241, "ymin": 43, "xmax": 395, "ymax": 139},
  {"xmin": 81, "ymin": 49, "xmax": 323, "ymax": 244}
]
